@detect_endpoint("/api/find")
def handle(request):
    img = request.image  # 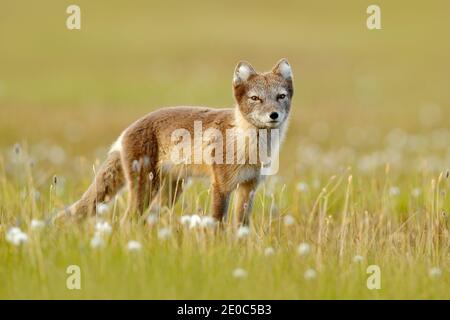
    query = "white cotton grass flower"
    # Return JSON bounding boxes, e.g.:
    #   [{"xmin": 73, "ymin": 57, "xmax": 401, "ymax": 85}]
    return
[
  {"xmin": 180, "ymin": 215, "xmax": 191, "ymax": 226},
  {"xmin": 180, "ymin": 215, "xmax": 217, "ymax": 229},
  {"xmin": 30, "ymin": 219, "xmax": 45, "ymax": 230},
  {"xmin": 96, "ymin": 203, "xmax": 109, "ymax": 215},
  {"xmin": 428, "ymin": 267, "xmax": 442, "ymax": 278},
  {"xmin": 389, "ymin": 186, "xmax": 400, "ymax": 196},
  {"xmin": 297, "ymin": 242, "xmax": 311, "ymax": 256},
  {"xmin": 264, "ymin": 247, "xmax": 275, "ymax": 257},
  {"xmin": 158, "ymin": 227, "xmax": 172, "ymax": 240},
  {"xmin": 6, "ymin": 227, "xmax": 28, "ymax": 246},
  {"xmin": 189, "ymin": 214, "xmax": 202, "ymax": 229},
  {"xmin": 353, "ymin": 255, "xmax": 364, "ymax": 263},
  {"xmin": 95, "ymin": 221, "xmax": 112, "ymax": 235},
  {"xmin": 296, "ymin": 182, "xmax": 309, "ymax": 192},
  {"xmin": 200, "ymin": 216, "xmax": 217, "ymax": 229},
  {"xmin": 146, "ymin": 213, "xmax": 158, "ymax": 226},
  {"xmin": 237, "ymin": 226, "xmax": 250, "ymax": 239},
  {"xmin": 283, "ymin": 214, "xmax": 295, "ymax": 226},
  {"xmin": 232, "ymin": 268, "xmax": 247, "ymax": 279},
  {"xmin": 127, "ymin": 240, "xmax": 142, "ymax": 251},
  {"xmin": 304, "ymin": 268, "xmax": 317, "ymax": 280},
  {"xmin": 90, "ymin": 233, "xmax": 105, "ymax": 249}
]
